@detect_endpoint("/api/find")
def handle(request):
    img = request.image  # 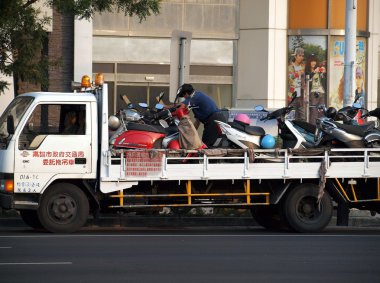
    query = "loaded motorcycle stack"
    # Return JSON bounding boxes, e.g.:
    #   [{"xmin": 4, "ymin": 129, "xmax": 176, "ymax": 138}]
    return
[
  {"xmin": 108, "ymin": 89, "xmax": 380, "ymax": 156},
  {"xmin": 257, "ymin": 92, "xmax": 380, "ymax": 150}
]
